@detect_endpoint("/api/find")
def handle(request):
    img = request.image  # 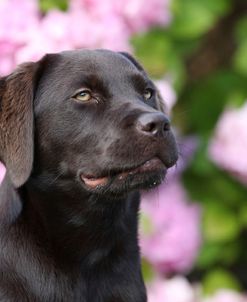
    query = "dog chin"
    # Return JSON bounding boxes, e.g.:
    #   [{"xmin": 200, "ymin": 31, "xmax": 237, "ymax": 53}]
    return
[
  {"xmin": 80, "ymin": 168, "xmax": 167, "ymax": 197},
  {"xmin": 79, "ymin": 157, "xmax": 167, "ymax": 194}
]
